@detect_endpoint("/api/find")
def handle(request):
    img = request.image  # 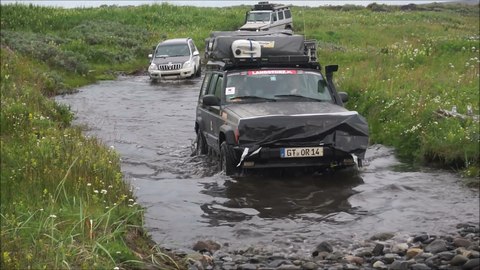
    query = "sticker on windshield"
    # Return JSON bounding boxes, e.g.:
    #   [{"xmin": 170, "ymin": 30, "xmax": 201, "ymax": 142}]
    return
[
  {"xmin": 248, "ymin": 70, "xmax": 297, "ymax": 75},
  {"xmin": 225, "ymin": 87, "xmax": 236, "ymax": 95}
]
